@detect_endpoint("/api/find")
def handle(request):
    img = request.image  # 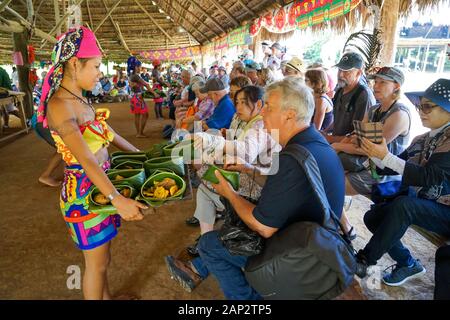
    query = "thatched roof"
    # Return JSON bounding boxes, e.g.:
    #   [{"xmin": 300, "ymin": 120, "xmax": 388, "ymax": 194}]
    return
[
  {"xmin": 0, "ymin": 0, "xmax": 447, "ymax": 64},
  {"xmin": 309, "ymin": 0, "xmax": 448, "ymax": 33},
  {"xmin": 0, "ymin": 0, "xmax": 276, "ymax": 63}
]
